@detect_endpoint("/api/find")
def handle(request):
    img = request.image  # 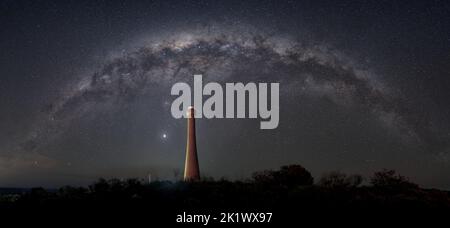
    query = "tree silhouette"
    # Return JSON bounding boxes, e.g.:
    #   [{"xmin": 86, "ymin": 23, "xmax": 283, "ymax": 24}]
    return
[
  {"xmin": 319, "ymin": 171, "xmax": 363, "ymax": 188},
  {"xmin": 371, "ymin": 169, "xmax": 418, "ymax": 189},
  {"xmin": 1, "ymin": 163, "xmax": 449, "ymax": 222},
  {"xmin": 252, "ymin": 164, "xmax": 313, "ymax": 187}
]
